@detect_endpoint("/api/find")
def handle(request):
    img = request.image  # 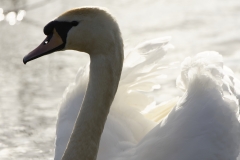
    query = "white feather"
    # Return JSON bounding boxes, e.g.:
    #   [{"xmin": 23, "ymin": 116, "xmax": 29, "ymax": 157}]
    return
[{"xmin": 54, "ymin": 41, "xmax": 240, "ymax": 160}]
